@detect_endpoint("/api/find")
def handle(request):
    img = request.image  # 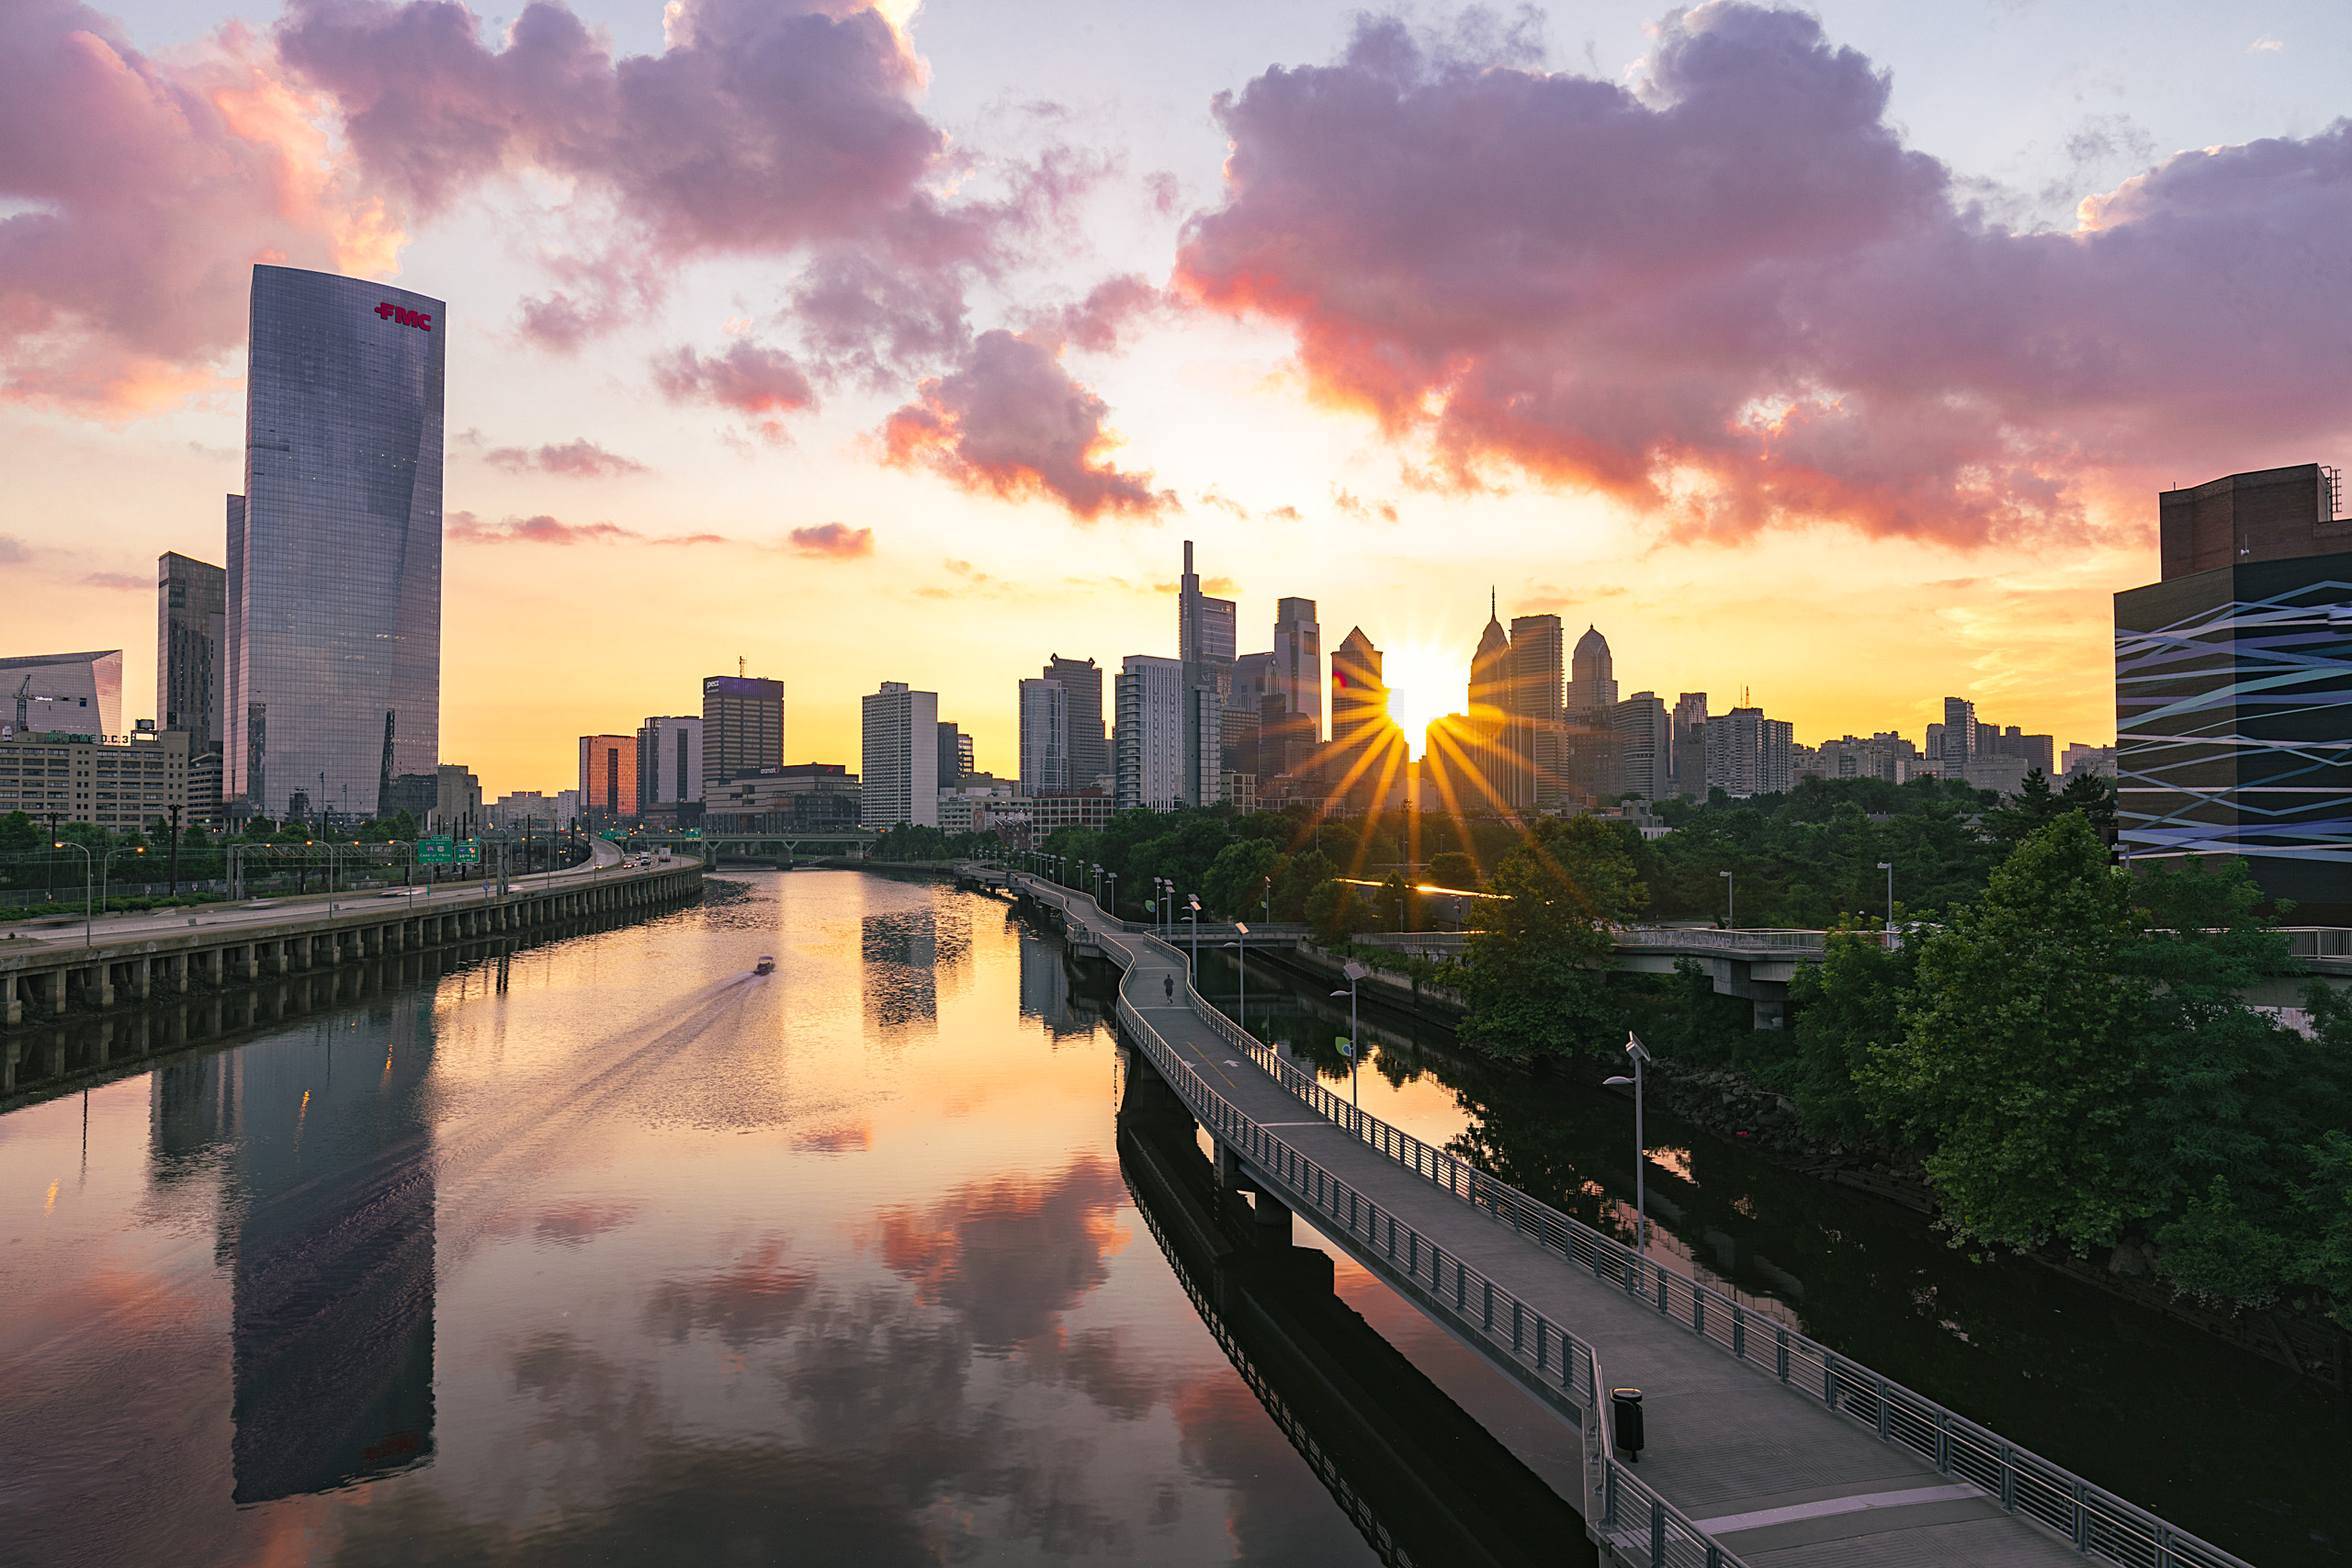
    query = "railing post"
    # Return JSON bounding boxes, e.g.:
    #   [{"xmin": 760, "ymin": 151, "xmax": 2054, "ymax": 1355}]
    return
[
  {"xmin": 1733, "ymin": 1303, "xmax": 1746, "ymax": 1360},
  {"xmin": 1776, "ymin": 1326, "xmax": 1791, "ymax": 1382},
  {"xmin": 1650, "ymin": 1498, "xmax": 1667, "ymax": 1564}
]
